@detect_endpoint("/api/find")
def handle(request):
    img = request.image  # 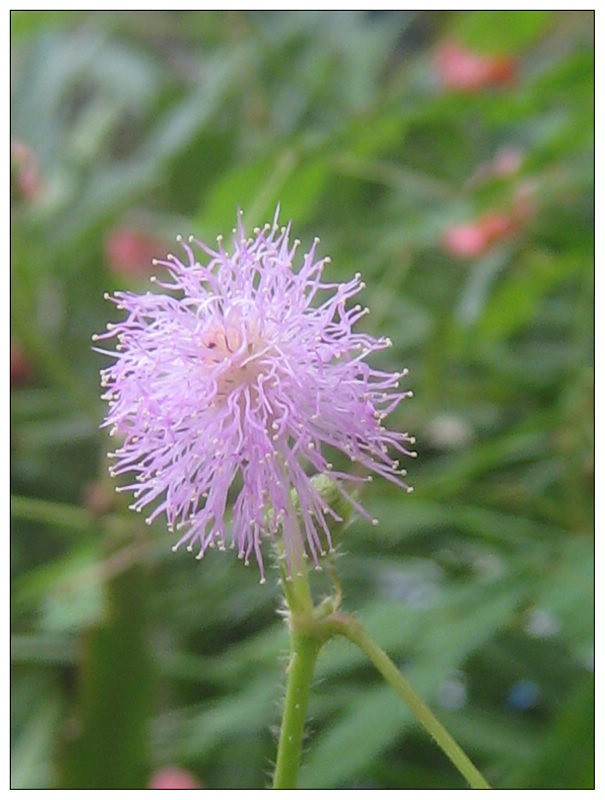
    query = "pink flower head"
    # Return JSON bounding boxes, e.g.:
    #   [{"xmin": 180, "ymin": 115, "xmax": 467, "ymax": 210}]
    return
[
  {"xmin": 95, "ymin": 209, "xmax": 415, "ymax": 581},
  {"xmin": 435, "ymin": 42, "xmax": 516, "ymax": 92}
]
